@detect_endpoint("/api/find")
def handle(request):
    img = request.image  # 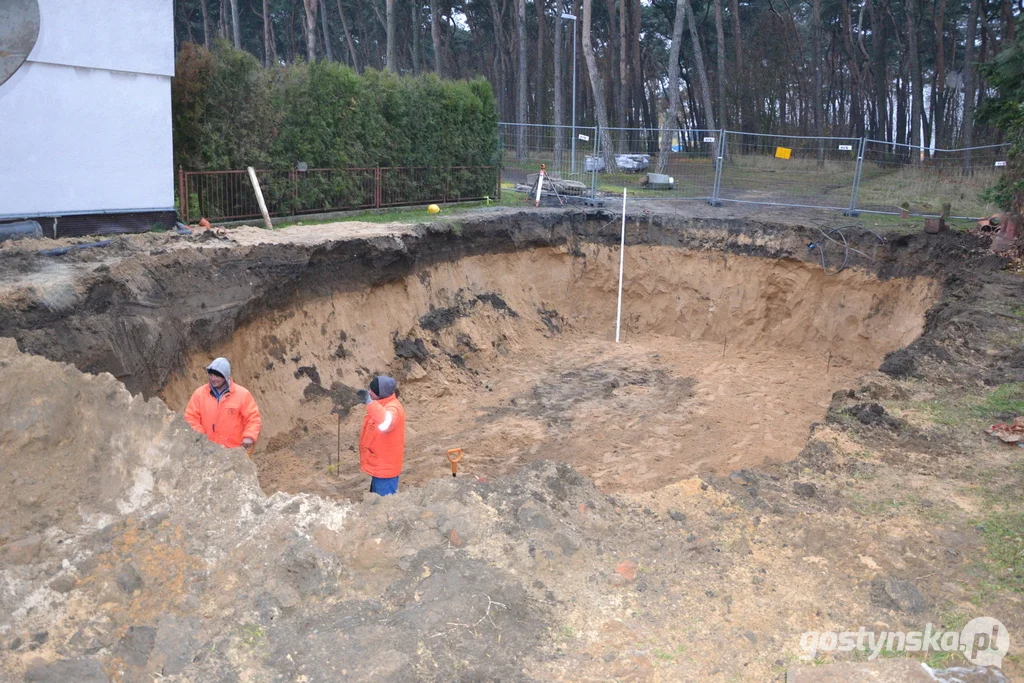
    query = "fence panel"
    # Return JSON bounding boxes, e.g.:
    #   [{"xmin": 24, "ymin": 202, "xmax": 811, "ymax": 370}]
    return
[
  {"xmin": 180, "ymin": 170, "xmax": 259, "ymax": 224},
  {"xmin": 446, "ymin": 166, "xmax": 502, "ymax": 203},
  {"xmin": 717, "ymin": 132, "xmax": 862, "ymax": 210},
  {"xmin": 261, "ymin": 168, "xmax": 378, "ymax": 217},
  {"xmin": 498, "ymin": 123, "xmax": 596, "ymax": 188},
  {"xmin": 180, "ymin": 130, "xmax": 1009, "ymax": 223},
  {"xmin": 380, "ymin": 167, "xmax": 446, "ymax": 207},
  {"xmin": 856, "ymin": 141, "xmax": 1009, "ymax": 218},
  {"xmin": 598, "ymin": 127, "xmax": 719, "ymax": 200},
  {"xmin": 180, "ymin": 166, "xmax": 498, "ymax": 223}
]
